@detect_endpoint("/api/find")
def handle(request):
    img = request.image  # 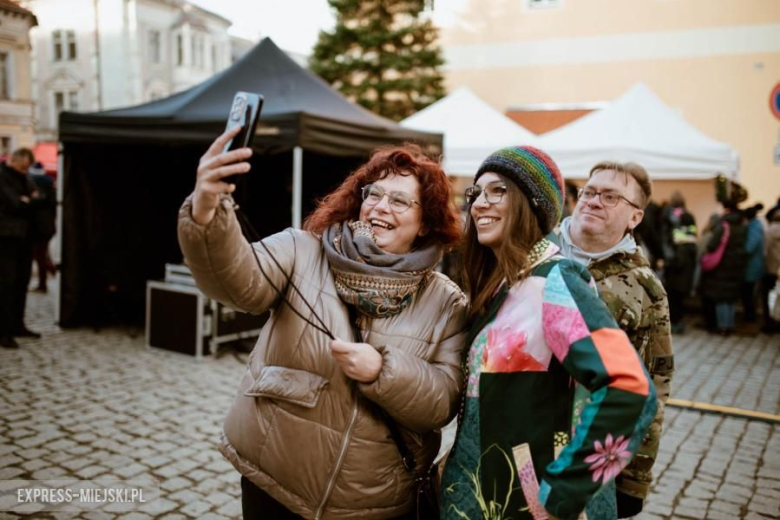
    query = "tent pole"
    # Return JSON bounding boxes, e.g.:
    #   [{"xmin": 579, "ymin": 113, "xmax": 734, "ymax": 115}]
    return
[
  {"xmin": 55, "ymin": 143, "xmax": 64, "ymax": 325},
  {"xmin": 292, "ymin": 146, "xmax": 303, "ymax": 228}
]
